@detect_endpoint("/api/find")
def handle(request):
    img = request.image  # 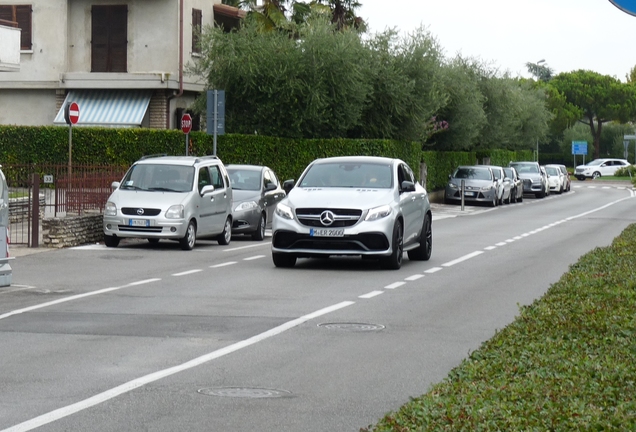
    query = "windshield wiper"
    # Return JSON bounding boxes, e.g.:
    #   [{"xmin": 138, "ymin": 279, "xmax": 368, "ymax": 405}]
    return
[{"xmin": 147, "ymin": 187, "xmax": 181, "ymax": 192}]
